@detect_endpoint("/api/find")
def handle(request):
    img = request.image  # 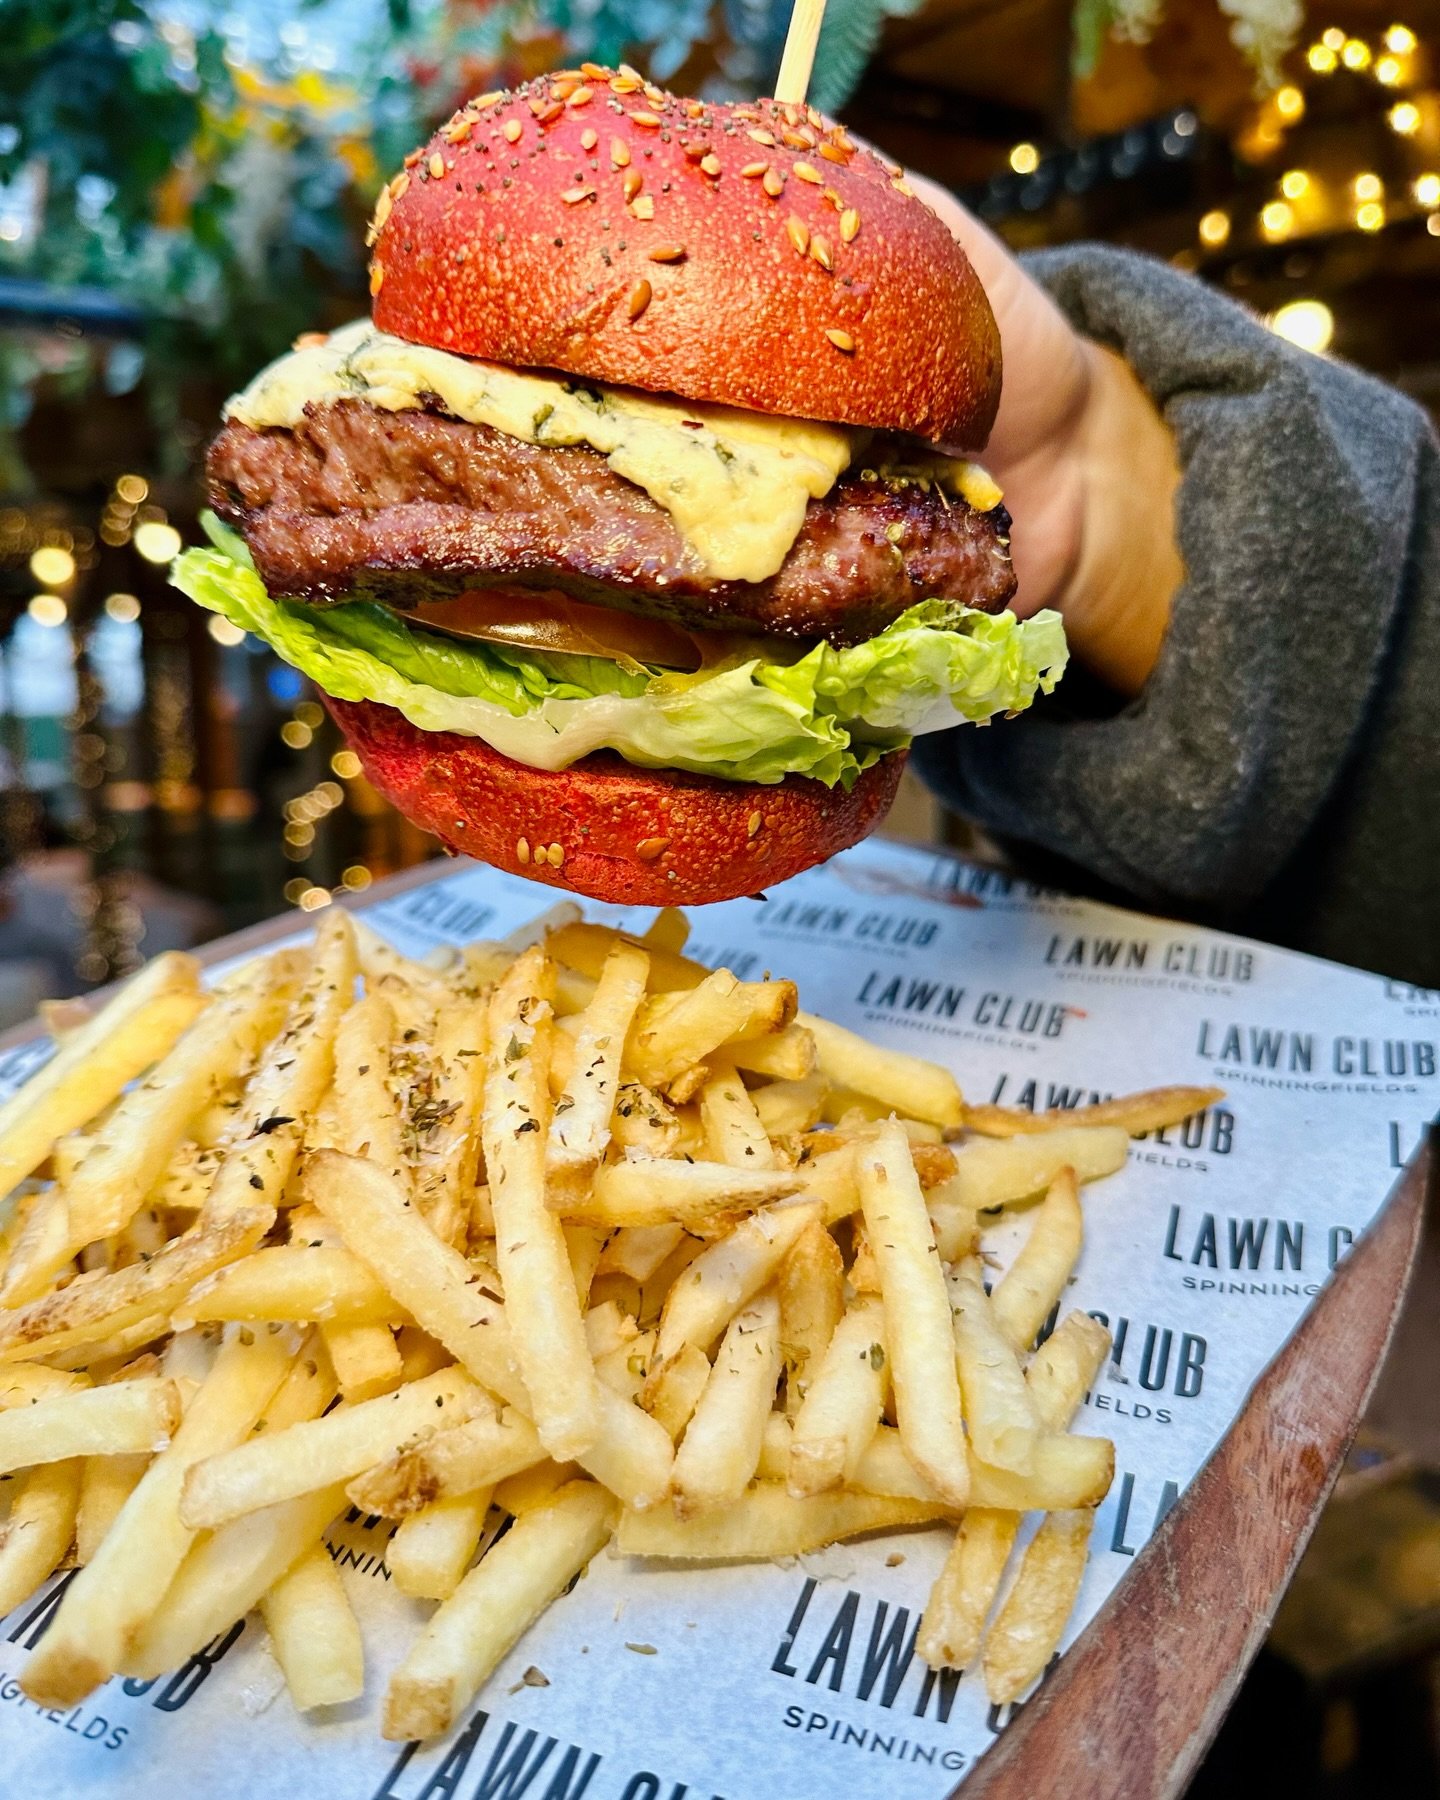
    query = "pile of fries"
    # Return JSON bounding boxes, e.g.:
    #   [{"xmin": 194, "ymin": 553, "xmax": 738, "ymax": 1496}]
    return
[{"xmin": 0, "ymin": 898, "xmax": 1221, "ymax": 1739}]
